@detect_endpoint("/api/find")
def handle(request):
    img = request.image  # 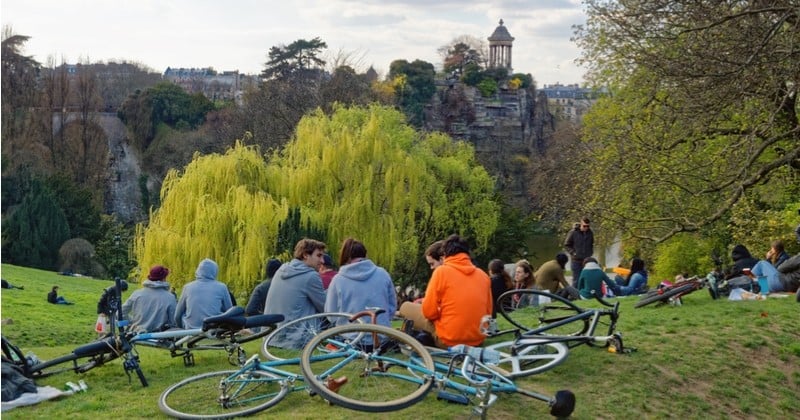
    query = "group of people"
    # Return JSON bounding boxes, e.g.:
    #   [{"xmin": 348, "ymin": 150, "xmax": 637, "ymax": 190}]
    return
[{"xmin": 78, "ymin": 215, "xmax": 799, "ymax": 349}]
